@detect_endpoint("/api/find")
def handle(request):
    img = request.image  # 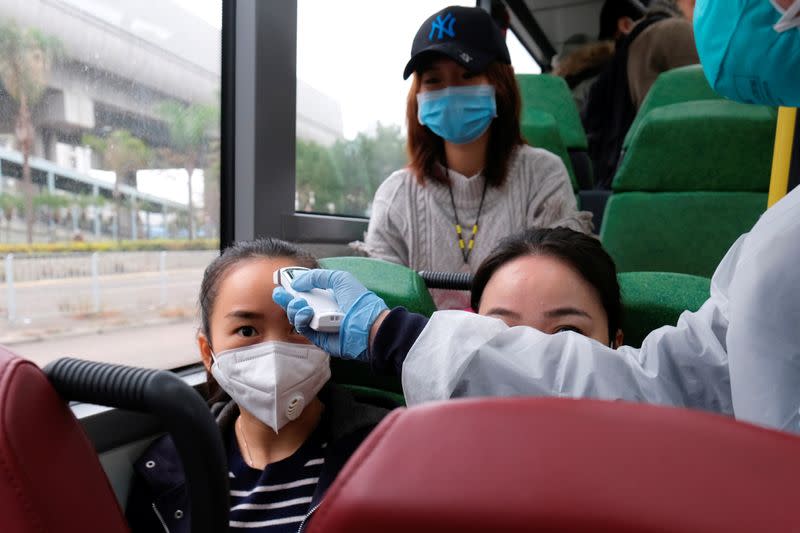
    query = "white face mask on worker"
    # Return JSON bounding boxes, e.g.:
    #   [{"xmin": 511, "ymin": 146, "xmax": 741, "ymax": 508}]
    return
[{"xmin": 211, "ymin": 340, "xmax": 330, "ymax": 432}]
